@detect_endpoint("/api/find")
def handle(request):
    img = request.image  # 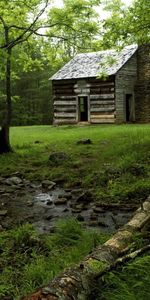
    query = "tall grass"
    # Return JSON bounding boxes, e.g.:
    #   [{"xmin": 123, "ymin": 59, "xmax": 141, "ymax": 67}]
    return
[
  {"xmin": 96, "ymin": 254, "xmax": 150, "ymax": 300},
  {"xmin": 0, "ymin": 220, "xmax": 109, "ymax": 300}
]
